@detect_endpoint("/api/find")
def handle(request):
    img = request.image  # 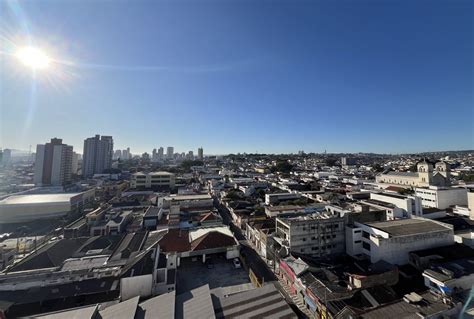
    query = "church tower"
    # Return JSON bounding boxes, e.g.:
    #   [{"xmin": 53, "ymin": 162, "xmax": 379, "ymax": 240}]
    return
[{"xmin": 417, "ymin": 159, "xmax": 433, "ymax": 186}]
